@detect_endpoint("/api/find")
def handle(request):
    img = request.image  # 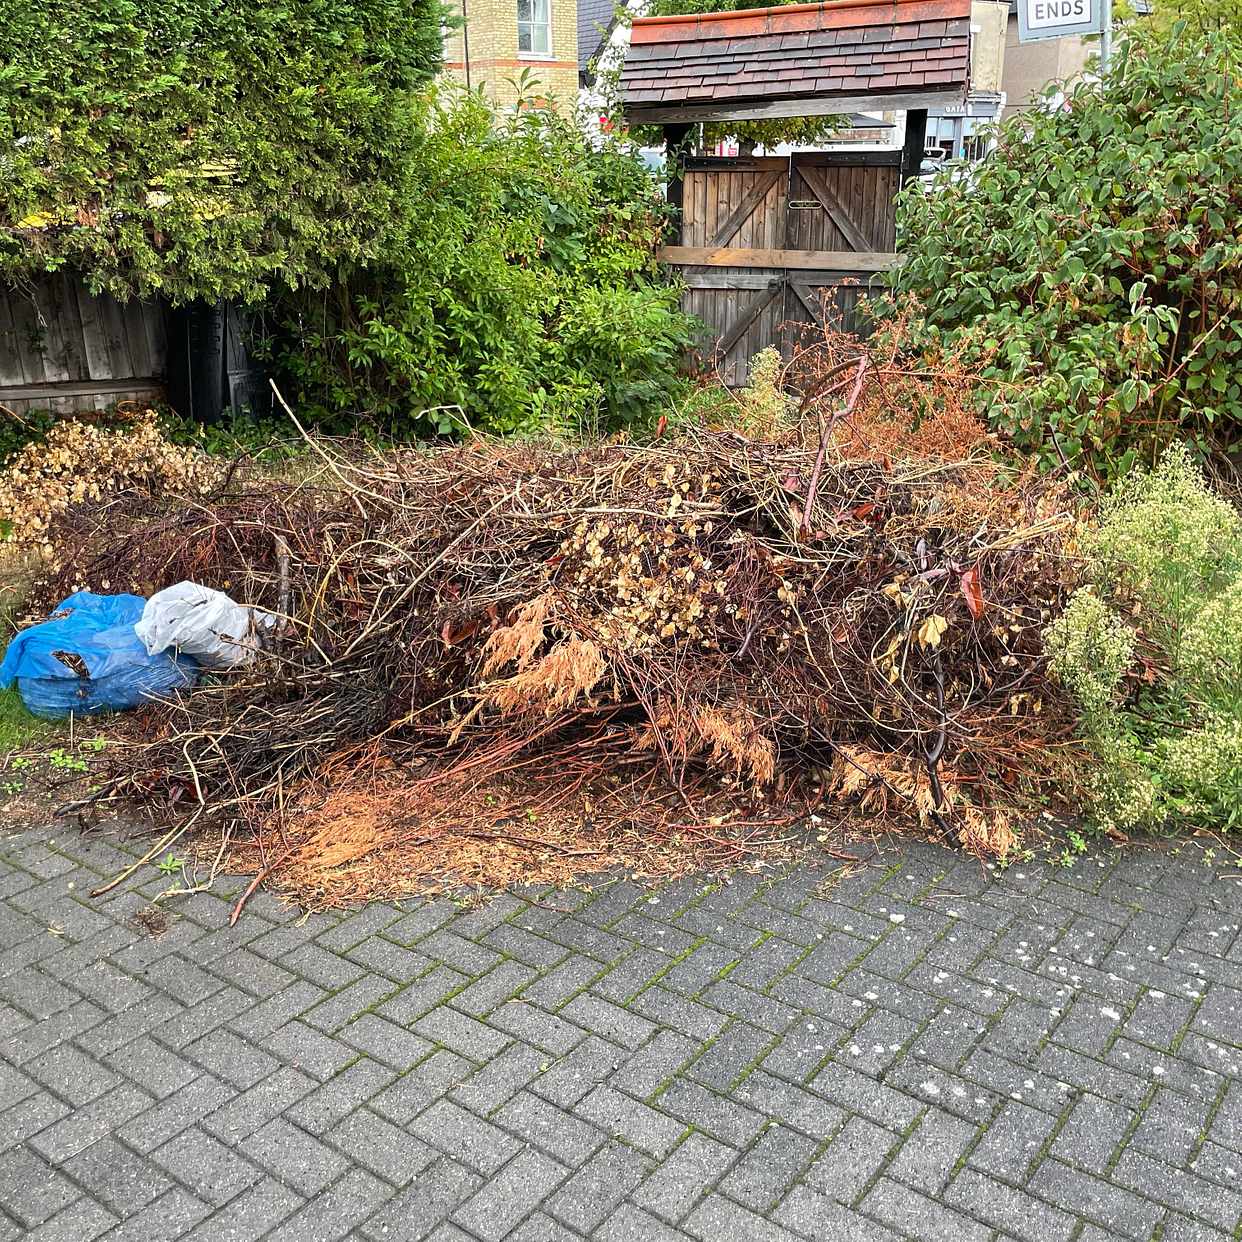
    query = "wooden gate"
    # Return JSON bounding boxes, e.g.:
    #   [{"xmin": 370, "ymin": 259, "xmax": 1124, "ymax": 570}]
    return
[{"xmin": 662, "ymin": 151, "xmax": 902, "ymax": 385}]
